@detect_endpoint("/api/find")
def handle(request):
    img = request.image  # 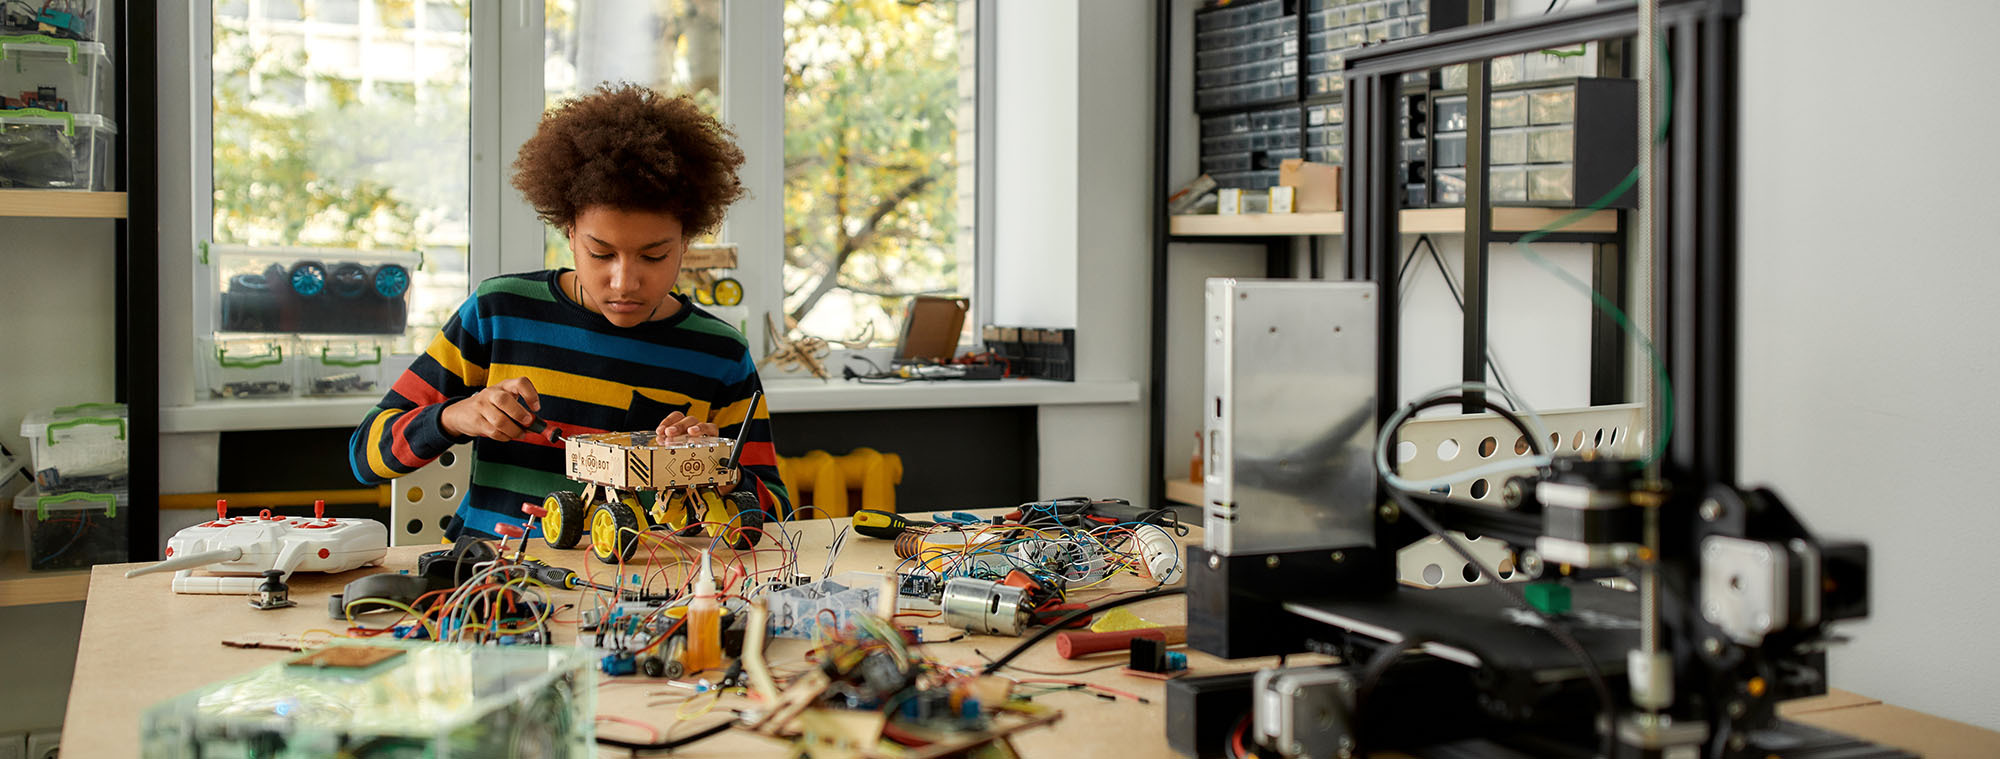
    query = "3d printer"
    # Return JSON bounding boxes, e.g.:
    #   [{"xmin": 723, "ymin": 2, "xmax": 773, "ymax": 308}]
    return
[{"xmin": 1167, "ymin": 3, "xmax": 1904, "ymax": 758}]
